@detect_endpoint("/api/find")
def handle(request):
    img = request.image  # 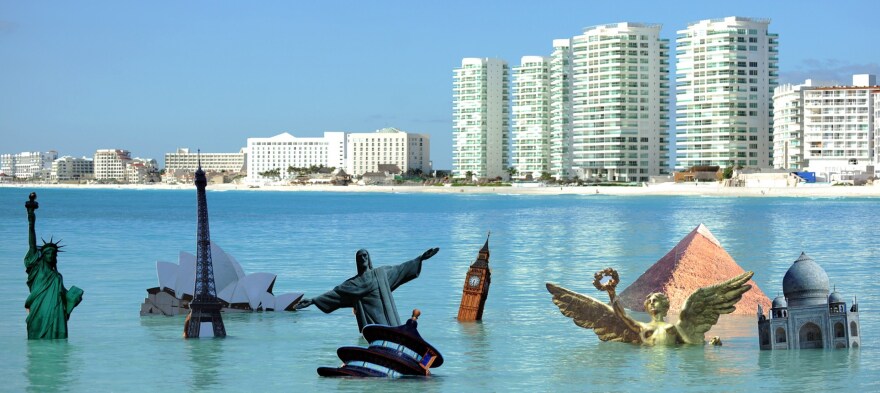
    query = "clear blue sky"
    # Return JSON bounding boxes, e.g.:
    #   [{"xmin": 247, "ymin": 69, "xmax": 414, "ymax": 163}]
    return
[{"xmin": 2, "ymin": 1, "xmax": 878, "ymax": 169}]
